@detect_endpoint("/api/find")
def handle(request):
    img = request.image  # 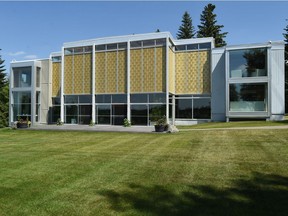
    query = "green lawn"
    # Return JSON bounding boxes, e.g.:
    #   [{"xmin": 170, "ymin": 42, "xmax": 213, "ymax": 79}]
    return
[
  {"xmin": 178, "ymin": 120, "xmax": 288, "ymax": 129},
  {"xmin": 0, "ymin": 128, "xmax": 288, "ymax": 216}
]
